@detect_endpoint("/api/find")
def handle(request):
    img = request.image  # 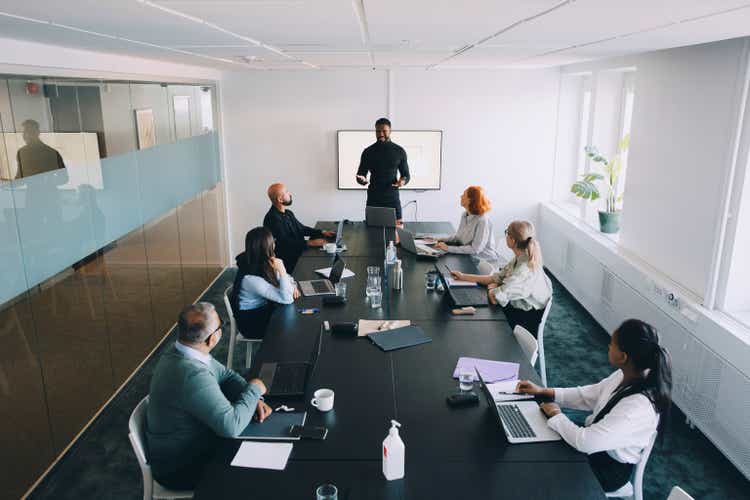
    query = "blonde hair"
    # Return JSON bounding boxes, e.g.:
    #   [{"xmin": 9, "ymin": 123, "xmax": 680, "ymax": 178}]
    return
[{"xmin": 507, "ymin": 220, "xmax": 543, "ymax": 271}]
